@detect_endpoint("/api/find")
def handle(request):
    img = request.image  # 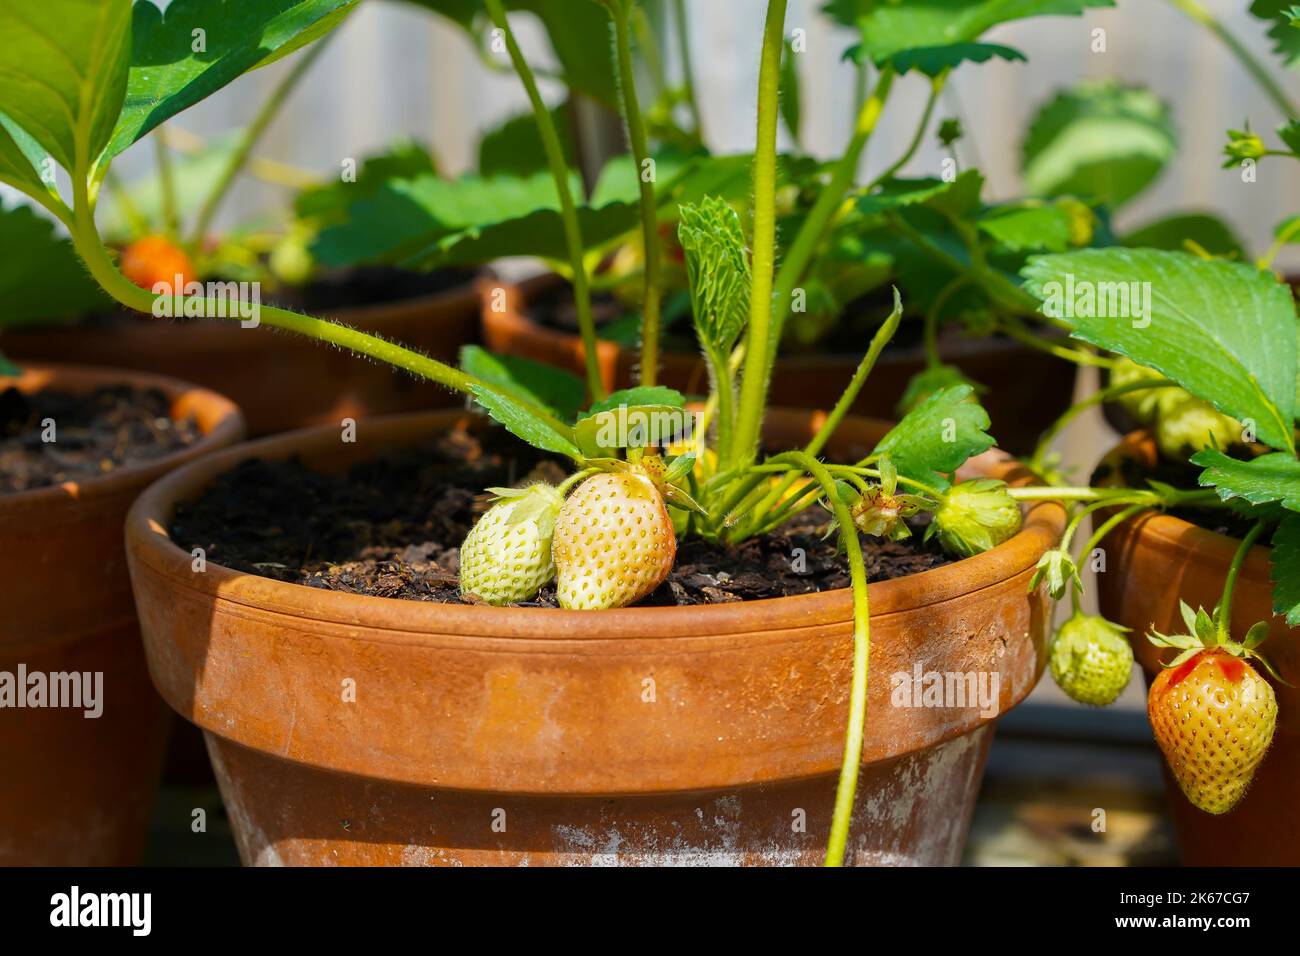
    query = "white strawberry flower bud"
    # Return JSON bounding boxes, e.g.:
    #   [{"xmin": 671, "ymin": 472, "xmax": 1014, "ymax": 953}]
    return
[{"xmin": 459, "ymin": 483, "xmax": 564, "ymax": 606}]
